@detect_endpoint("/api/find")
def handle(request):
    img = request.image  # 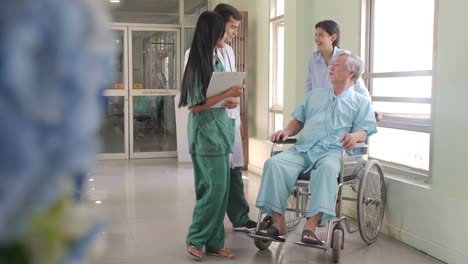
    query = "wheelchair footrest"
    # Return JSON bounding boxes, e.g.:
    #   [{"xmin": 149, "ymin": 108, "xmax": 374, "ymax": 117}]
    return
[
  {"xmin": 293, "ymin": 241, "xmax": 327, "ymax": 251},
  {"xmin": 248, "ymin": 233, "xmax": 286, "ymax": 243}
]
